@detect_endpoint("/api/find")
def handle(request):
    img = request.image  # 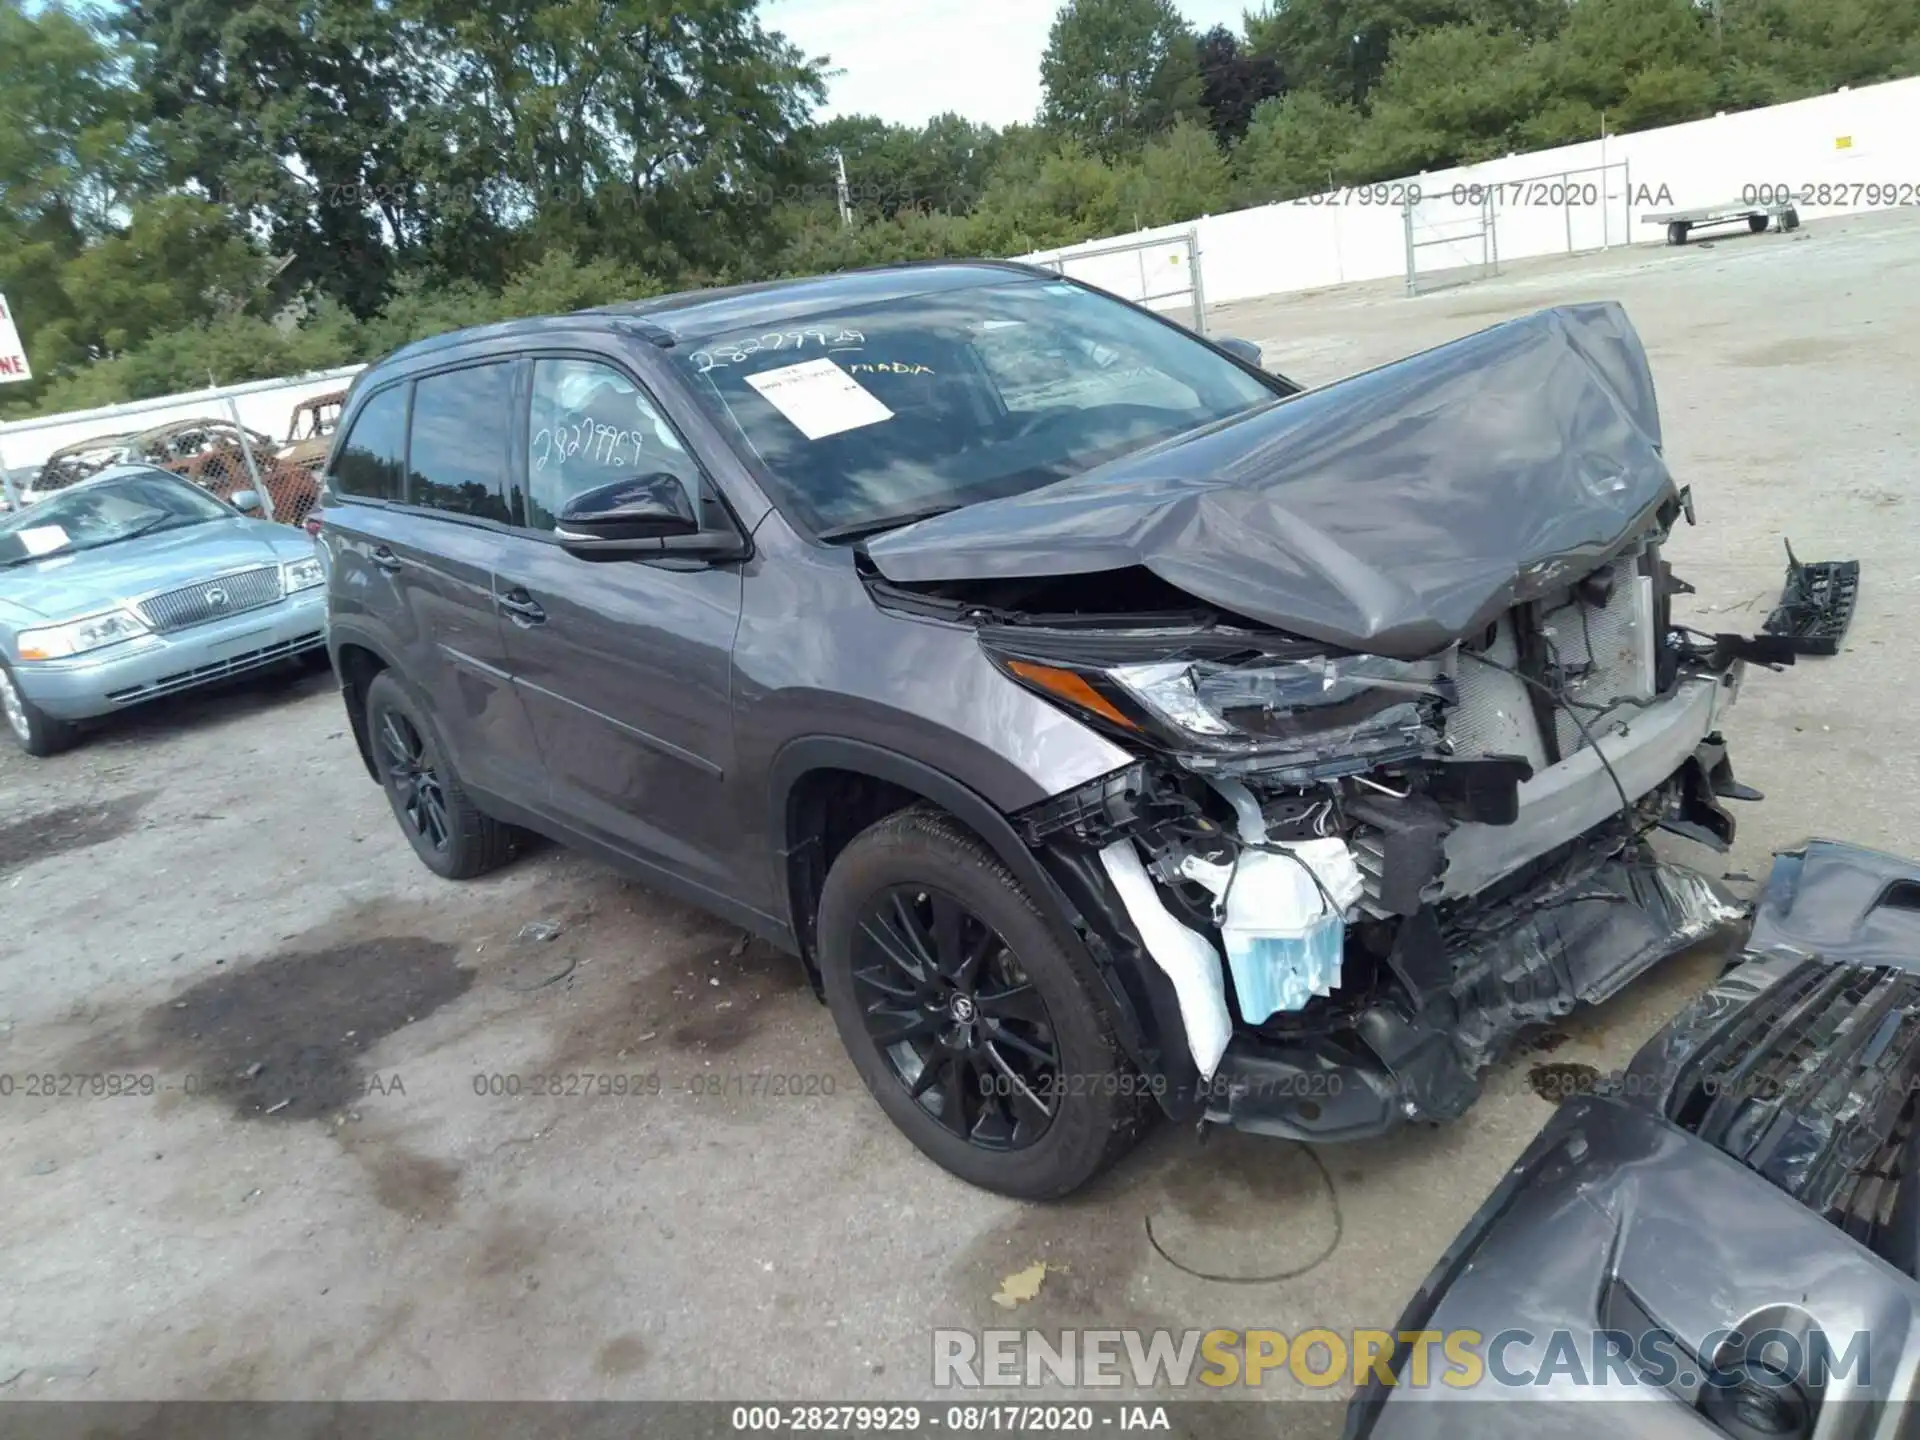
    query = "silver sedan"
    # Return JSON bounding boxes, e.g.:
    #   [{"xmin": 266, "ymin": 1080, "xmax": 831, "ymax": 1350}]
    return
[{"xmin": 0, "ymin": 464, "xmax": 328, "ymax": 756}]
